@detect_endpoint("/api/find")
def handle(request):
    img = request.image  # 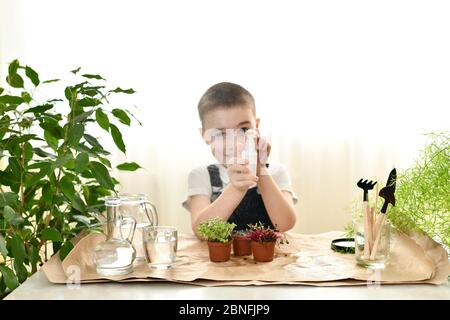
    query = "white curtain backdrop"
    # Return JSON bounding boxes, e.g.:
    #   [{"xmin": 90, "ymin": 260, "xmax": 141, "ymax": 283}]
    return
[{"xmin": 1, "ymin": 0, "xmax": 449, "ymax": 234}]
